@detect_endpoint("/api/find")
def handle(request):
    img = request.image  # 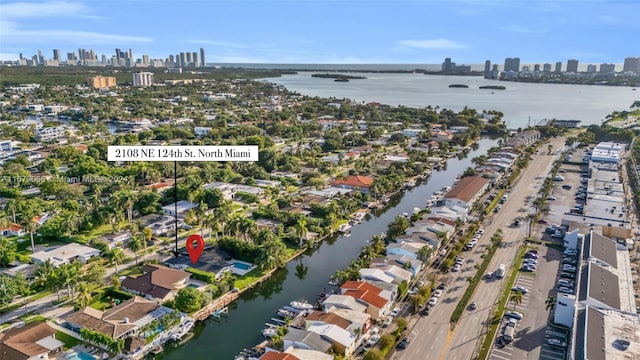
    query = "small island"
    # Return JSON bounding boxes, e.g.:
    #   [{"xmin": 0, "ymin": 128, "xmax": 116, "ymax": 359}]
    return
[
  {"xmin": 479, "ymin": 85, "xmax": 507, "ymax": 90},
  {"xmin": 334, "ymin": 78, "xmax": 350, "ymax": 82},
  {"xmin": 449, "ymin": 84, "xmax": 469, "ymax": 88},
  {"xmin": 311, "ymin": 73, "xmax": 367, "ymax": 80}
]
